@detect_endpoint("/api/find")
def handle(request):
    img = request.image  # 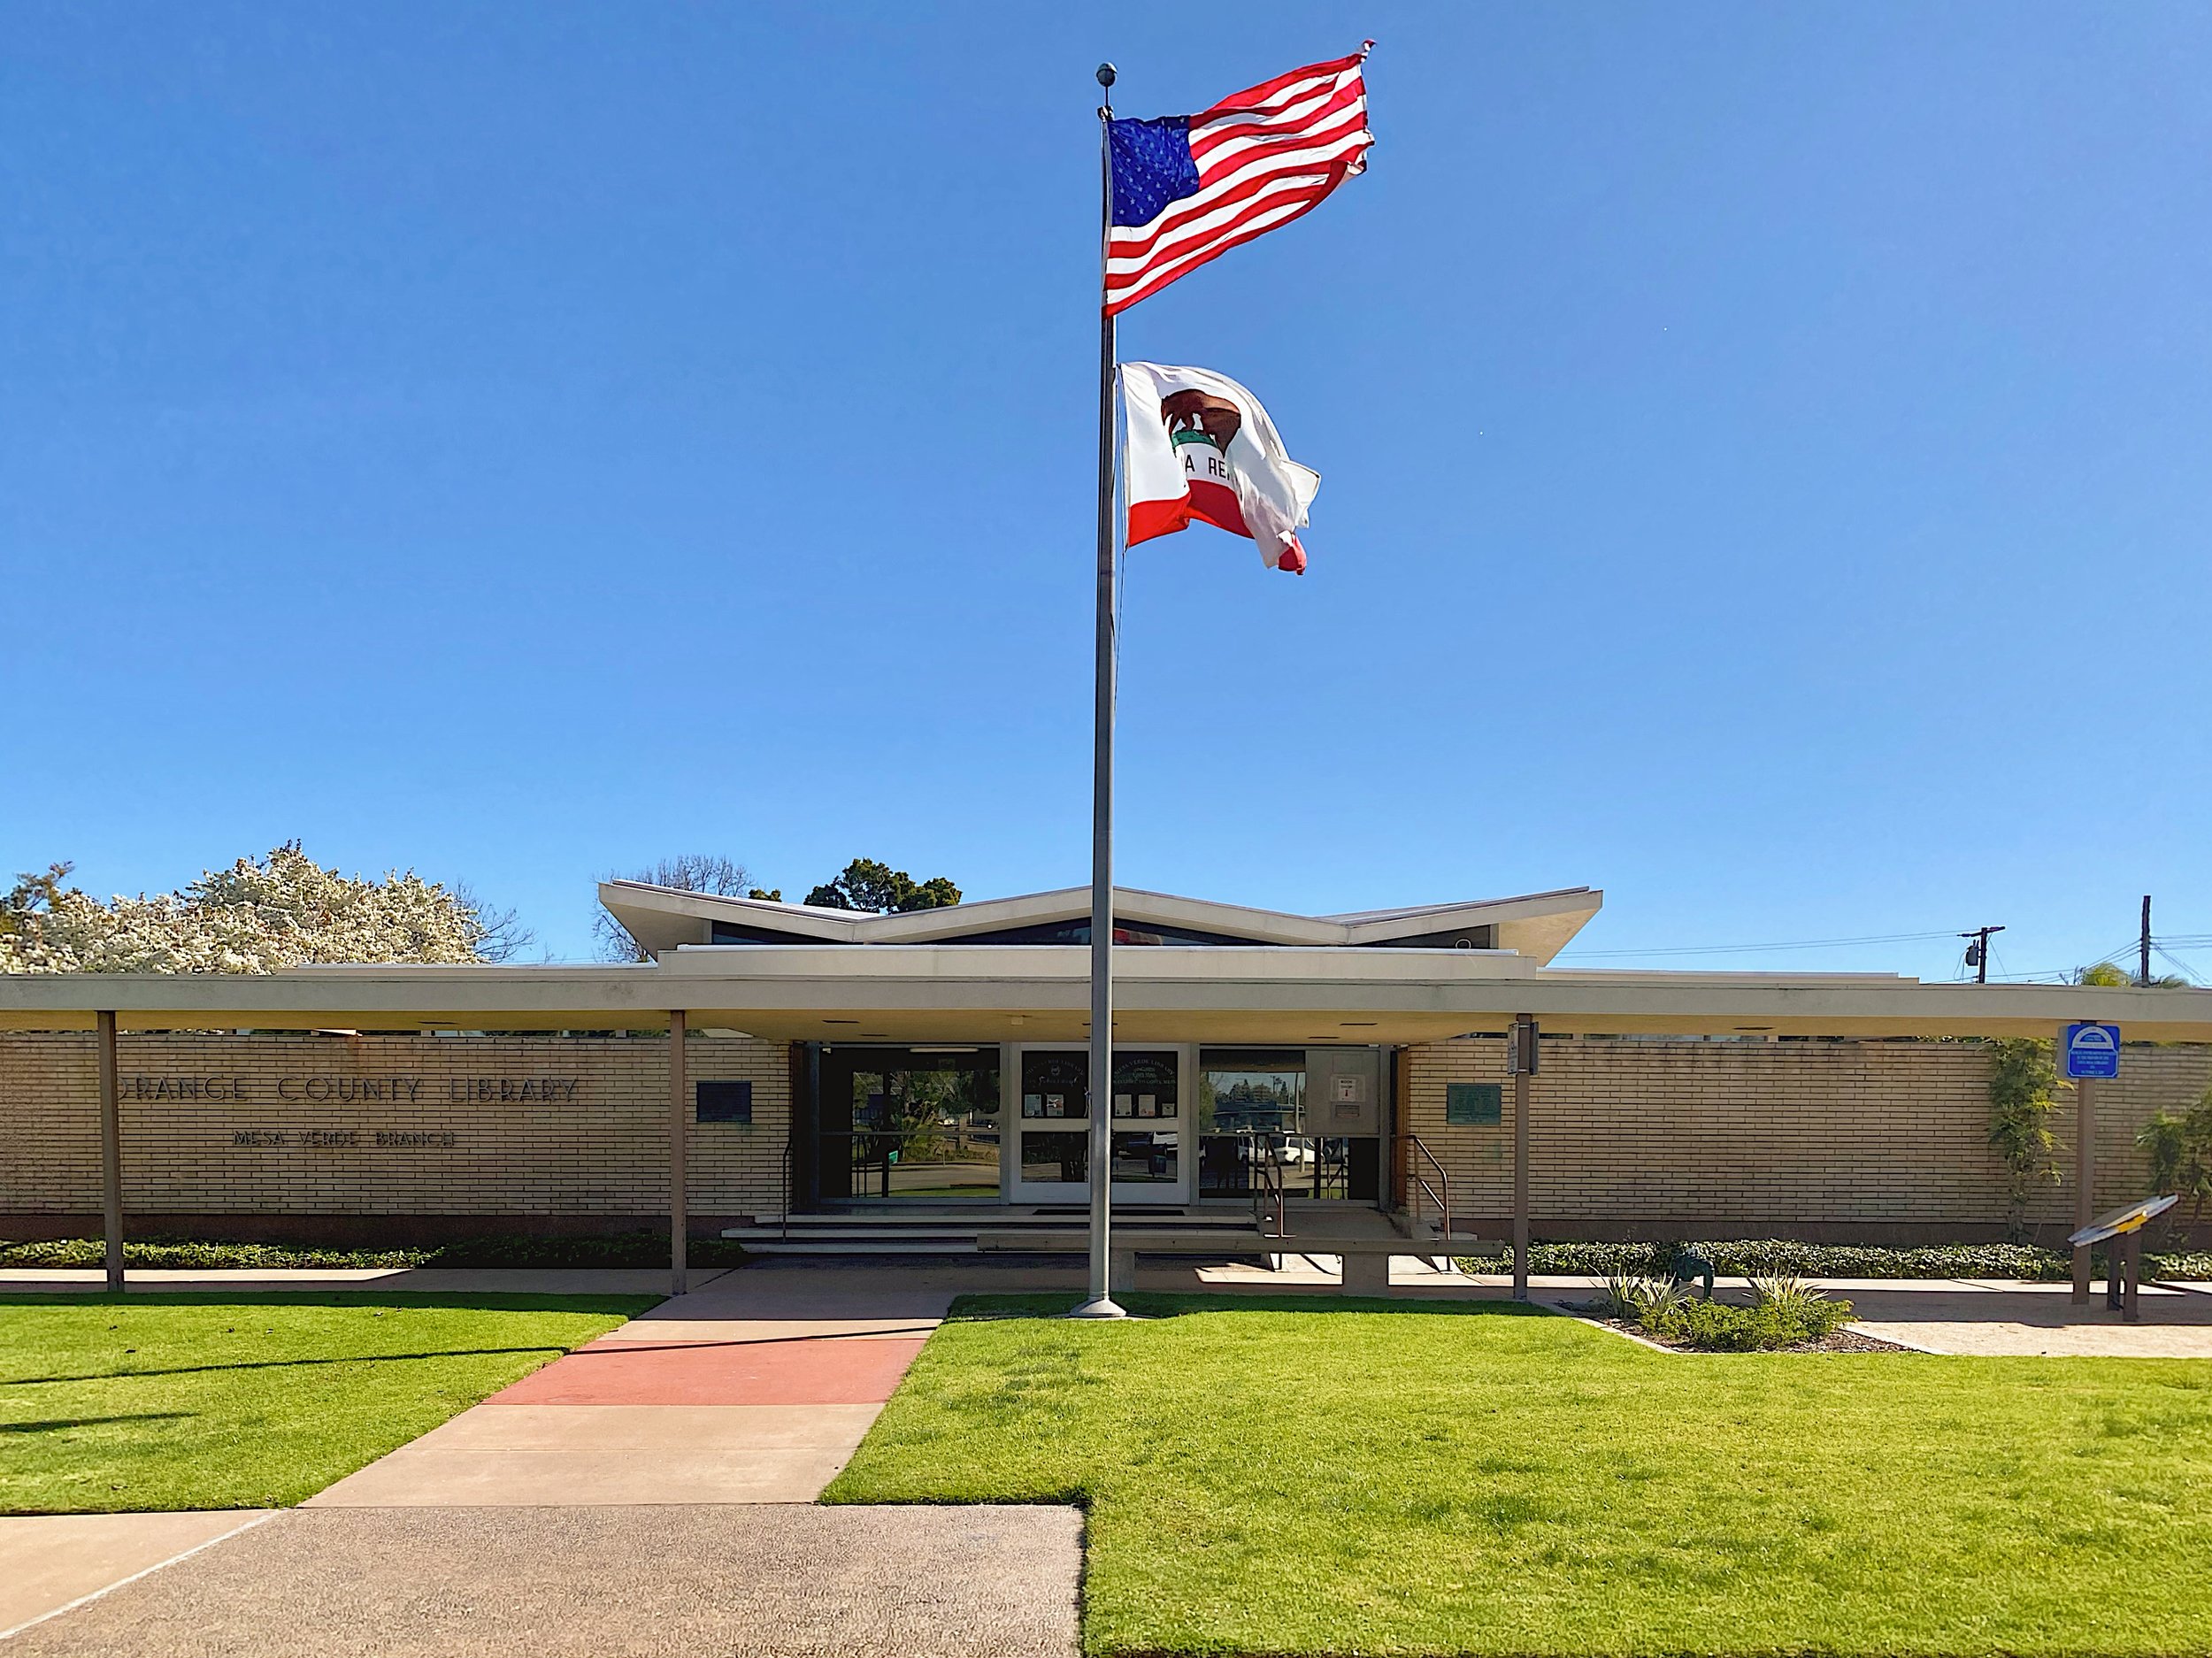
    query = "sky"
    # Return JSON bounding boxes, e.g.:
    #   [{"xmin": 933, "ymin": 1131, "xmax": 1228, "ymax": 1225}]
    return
[{"xmin": 5, "ymin": 3, "xmax": 2208, "ymax": 979}]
